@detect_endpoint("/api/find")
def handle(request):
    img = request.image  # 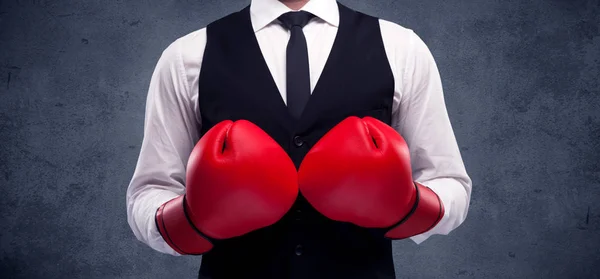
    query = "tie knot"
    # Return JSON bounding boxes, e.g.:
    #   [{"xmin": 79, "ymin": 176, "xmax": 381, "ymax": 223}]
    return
[{"xmin": 278, "ymin": 11, "xmax": 315, "ymax": 30}]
